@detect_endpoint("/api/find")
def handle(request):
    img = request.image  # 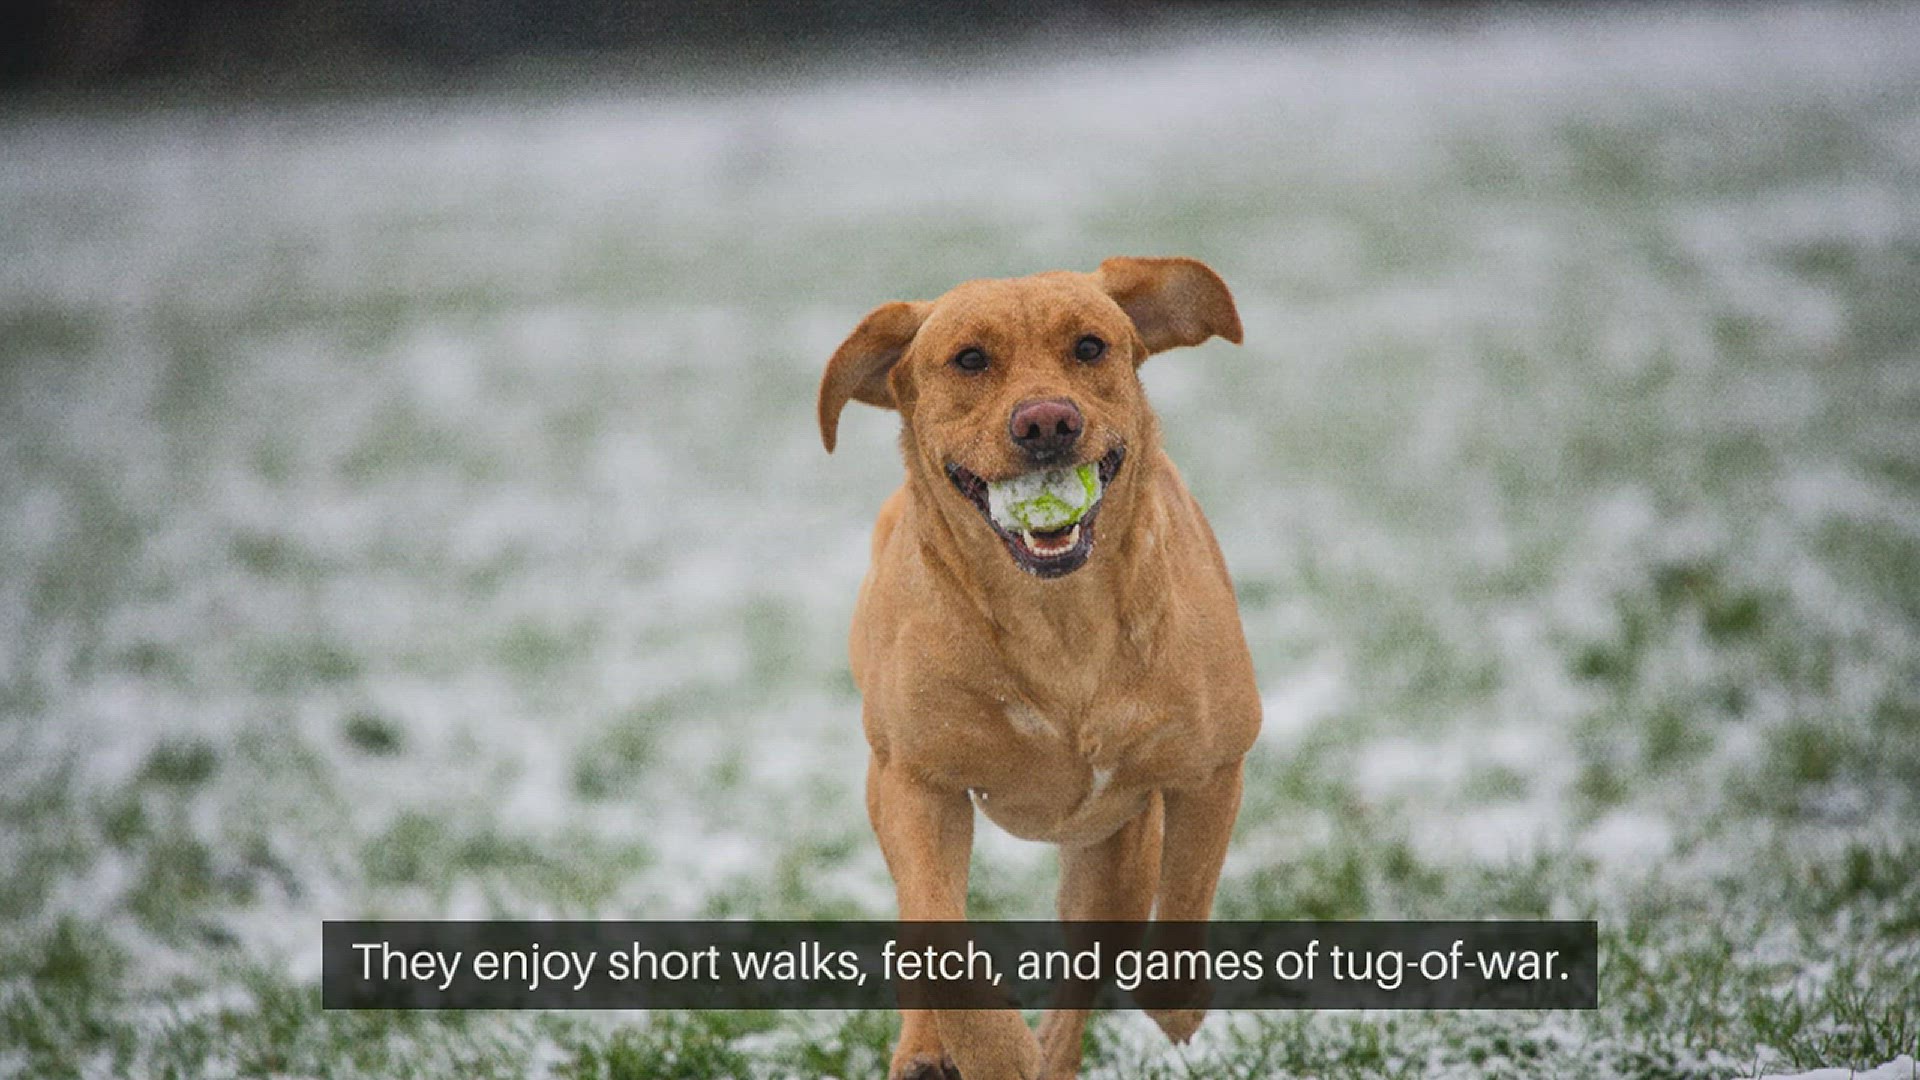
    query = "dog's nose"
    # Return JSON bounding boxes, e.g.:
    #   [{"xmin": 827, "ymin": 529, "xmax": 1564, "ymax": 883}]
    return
[{"xmin": 1008, "ymin": 398, "xmax": 1083, "ymax": 461}]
